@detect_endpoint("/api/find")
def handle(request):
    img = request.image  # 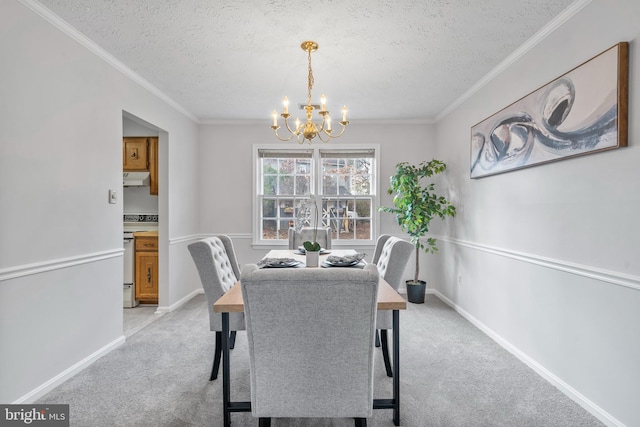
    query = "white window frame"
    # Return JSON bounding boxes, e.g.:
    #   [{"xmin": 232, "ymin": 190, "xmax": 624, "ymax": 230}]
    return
[{"xmin": 252, "ymin": 144, "xmax": 380, "ymax": 248}]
